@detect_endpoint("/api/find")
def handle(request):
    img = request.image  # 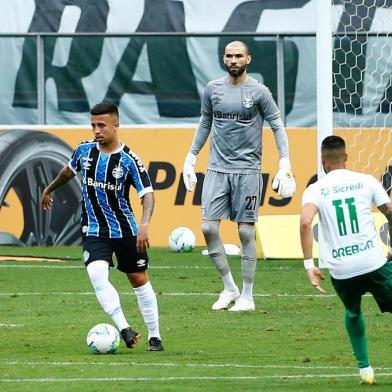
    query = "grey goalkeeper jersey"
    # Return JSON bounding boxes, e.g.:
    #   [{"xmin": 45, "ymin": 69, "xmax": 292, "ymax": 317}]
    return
[{"xmin": 190, "ymin": 76, "xmax": 287, "ymax": 173}]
